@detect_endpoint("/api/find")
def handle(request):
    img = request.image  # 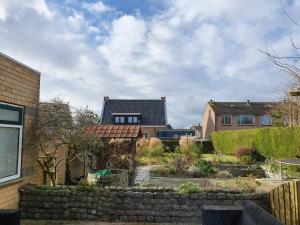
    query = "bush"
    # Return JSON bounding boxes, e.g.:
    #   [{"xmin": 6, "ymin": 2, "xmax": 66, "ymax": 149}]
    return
[
  {"xmin": 240, "ymin": 156, "xmax": 253, "ymax": 164},
  {"xmin": 149, "ymin": 137, "xmax": 163, "ymax": 149},
  {"xmin": 187, "ymin": 166, "xmax": 202, "ymax": 177},
  {"xmin": 285, "ymin": 165, "xmax": 300, "ymax": 178},
  {"xmin": 195, "ymin": 159, "xmax": 216, "ymax": 176},
  {"xmin": 76, "ymin": 179, "xmax": 100, "ymax": 191},
  {"xmin": 264, "ymin": 159, "xmax": 280, "ymax": 174},
  {"xmin": 169, "ymin": 154, "xmax": 189, "ymax": 173},
  {"xmin": 177, "ymin": 182, "xmax": 202, "ymax": 194},
  {"xmin": 162, "ymin": 139, "xmax": 179, "ymax": 152},
  {"xmin": 234, "ymin": 147, "xmax": 254, "ymax": 158},
  {"xmin": 179, "ymin": 136, "xmax": 200, "ymax": 161},
  {"xmin": 211, "ymin": 127, "xmax": 300, "ymax": 159},
  {"xmin": 234, "ymin": 177, "xmax": 257, "ymax": 193}
]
